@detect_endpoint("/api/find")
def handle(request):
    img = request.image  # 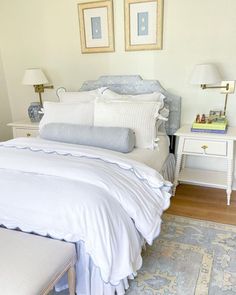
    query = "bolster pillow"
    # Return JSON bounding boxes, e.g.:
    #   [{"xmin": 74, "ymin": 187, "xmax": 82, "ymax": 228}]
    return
[{"xmin": 40, "ymin": 123, "xmax": 135, "ymax": 153}]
